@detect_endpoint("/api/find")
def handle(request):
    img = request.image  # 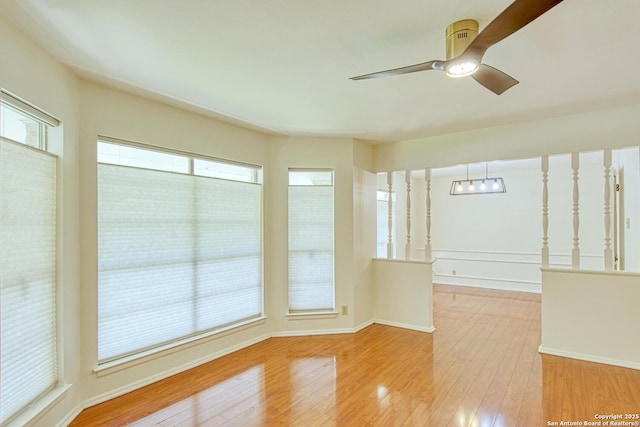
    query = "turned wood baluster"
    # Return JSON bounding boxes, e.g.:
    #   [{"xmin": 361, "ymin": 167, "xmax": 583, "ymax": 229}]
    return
[
  {"xmin": 571, "ymin": 152, "xmax": 580, "ymax": 269},
  {"xmin": 542, "ymin": 156, "xmax": 549, "ymax": 268},
  {"xmin": 405, "ymin": 170, "xmax": 412, "ymax": 259},
  {"xmin": 604, "ymin": 149, "xmax": 613, "ymax": 271},
  {"xmin": 387, "ymin": 172, "xmax": 394, "ymax": 259},
  {"xmin": 425, "ymin": 168, "xmax": 432, "ymax": 261}
]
